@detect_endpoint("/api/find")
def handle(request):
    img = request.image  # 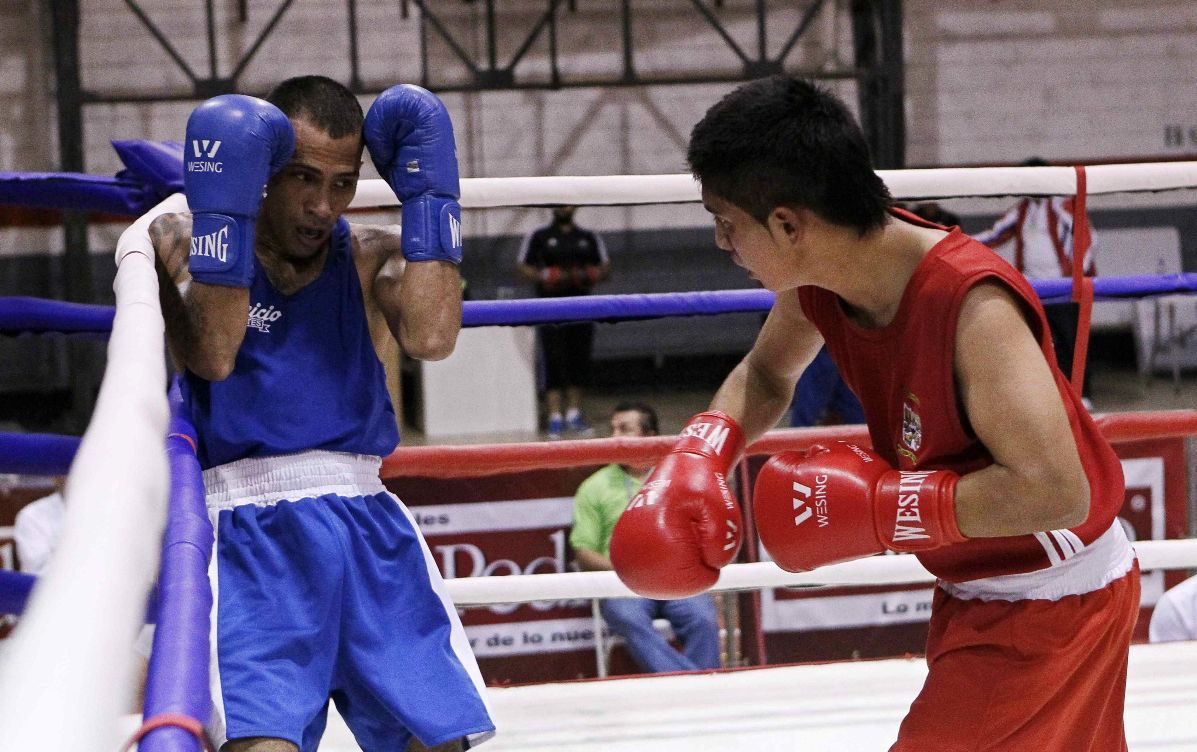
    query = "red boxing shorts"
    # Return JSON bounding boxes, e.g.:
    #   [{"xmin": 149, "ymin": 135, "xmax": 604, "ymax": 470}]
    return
[{"xmin": 892, "ymin": 562, "xmax": 1140, "ymax": 752}]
